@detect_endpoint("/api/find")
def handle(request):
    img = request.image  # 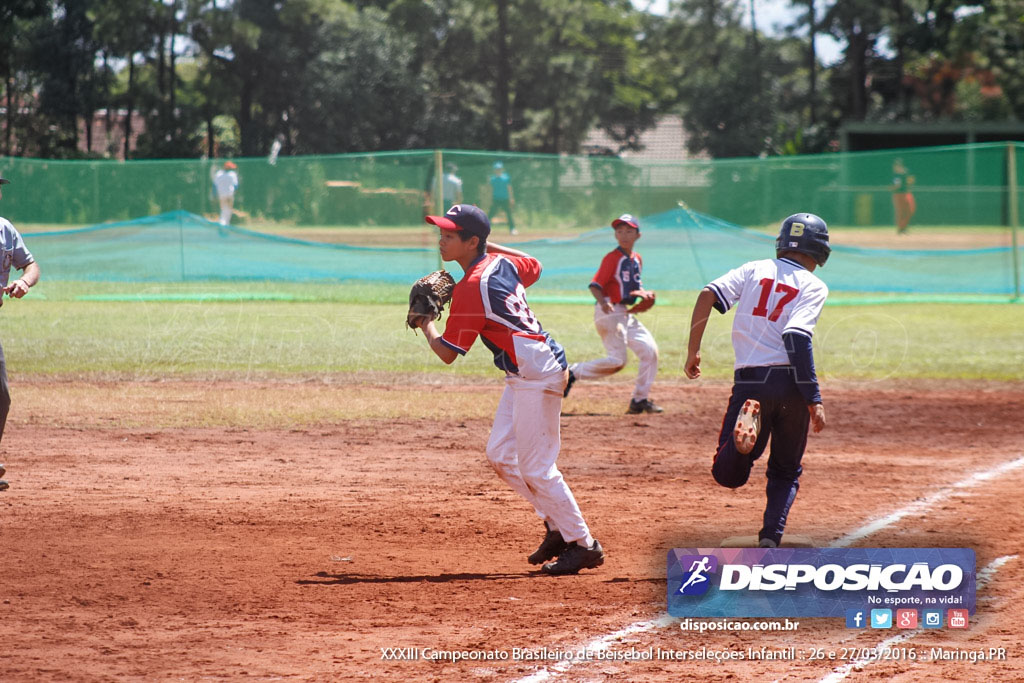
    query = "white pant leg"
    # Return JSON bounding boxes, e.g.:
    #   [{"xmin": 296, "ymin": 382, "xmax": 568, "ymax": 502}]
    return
[
  {"xmin": 626, "ymin": 315, "xmax": 659, "ymax": 400},
  {"xmin": 507, "ymin": 372, "xmax": 591, "ymax": 544},
  {"xmin": 571, "ymin": 304, "xmax": 628, "ymax": 380},
  {"xmin": 219, "ymin": 196, "xmax": 234, "ymax": 225},
  {"xmin": 485, "ymin": 382, "xmax": 546, "ymax": 521}
]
